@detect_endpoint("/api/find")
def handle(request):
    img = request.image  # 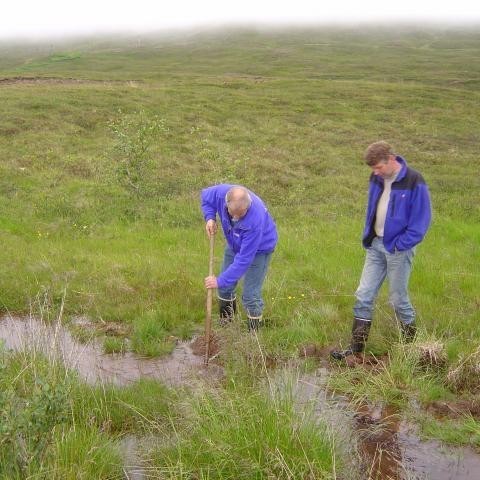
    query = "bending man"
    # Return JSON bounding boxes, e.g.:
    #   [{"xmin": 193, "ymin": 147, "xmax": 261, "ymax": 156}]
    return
[
  {"xmin": 332, "ymin": 141, "xmax": 432, "ymax": 360},
  {"xmin": 201, "ymin": 184, "xmax": 278, "ymax": 331}
]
